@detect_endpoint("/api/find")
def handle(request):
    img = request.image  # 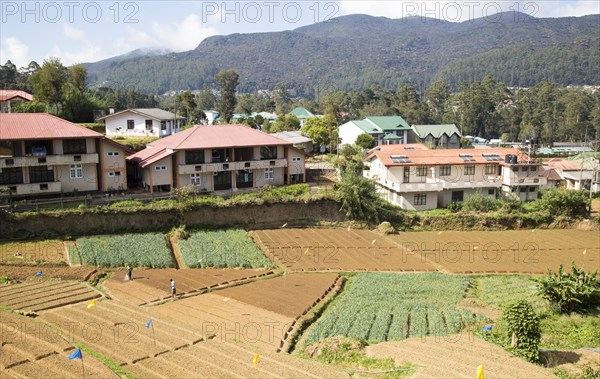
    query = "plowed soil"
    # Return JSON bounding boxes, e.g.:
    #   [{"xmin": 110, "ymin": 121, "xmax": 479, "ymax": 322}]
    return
[
  {"xmin": 217, "ymin": 273, "xmax": 339, "ymax": 318},
  {"xmin": 251, "ymin": 229, "xmax": 436, "ymax": 272},
  {"xmin": 103, "ymin": 268, "xmax": 272, "ymax": 304},
  {"xmin": 253, "ymin": 229, "xmax": 599, "ymax": 274},
  {"xmin": 0, "ymin": 280, "xmax": 101, "ymax": 312},
  {"xmin": 0, "ymin": 266, "xmax": 96, "ymax": 281},
  {"xmin": 366, "ymin": 335, "xmax": 555, "ymax": 378}
]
